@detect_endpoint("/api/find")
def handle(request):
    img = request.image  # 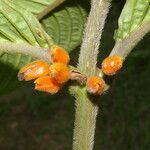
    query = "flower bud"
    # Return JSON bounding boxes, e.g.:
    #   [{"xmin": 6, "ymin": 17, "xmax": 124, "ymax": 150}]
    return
[
  {"xmin": 34, "ymin": 76, "xmax": 61, "ymax": 94},
  {"xmin": 49, "ymin": 63, "xmax": 70, "ymax": 84},
  {"xmin": 50, "ymin": 45, "xmax": 70, "ymax": 65},
  {"xmin": 18, "ymin": 60, "xmax": 49, "ymax": 81},
  {"xmin": 101, "ymin": 55, "xmax": 123, "ymax": 76},
  {"xmin": 86, "ymin": 76, "xmax": 105, "ymax": 95}
]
